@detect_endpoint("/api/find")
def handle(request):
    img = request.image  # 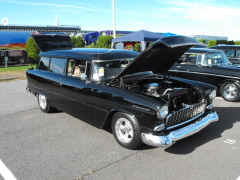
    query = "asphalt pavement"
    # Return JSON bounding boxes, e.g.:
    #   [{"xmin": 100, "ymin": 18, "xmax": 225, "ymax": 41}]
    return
[{"xmin": 0, "ymin": 80, "xmax": 240, "ymax": 180}]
